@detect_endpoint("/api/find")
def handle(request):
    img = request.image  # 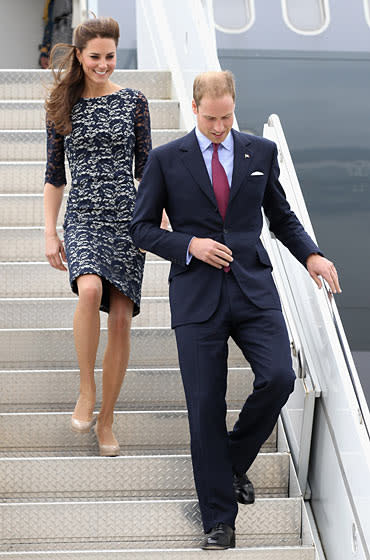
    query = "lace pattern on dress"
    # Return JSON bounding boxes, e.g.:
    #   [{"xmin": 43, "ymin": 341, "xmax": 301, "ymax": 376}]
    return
[
  {"xmin": 134, "ymin": 90, "xmax": 152, "ymax": 180},
  {"xmin": 45, "ymin": 118, "xmax": 67, "ymax": 187}
]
